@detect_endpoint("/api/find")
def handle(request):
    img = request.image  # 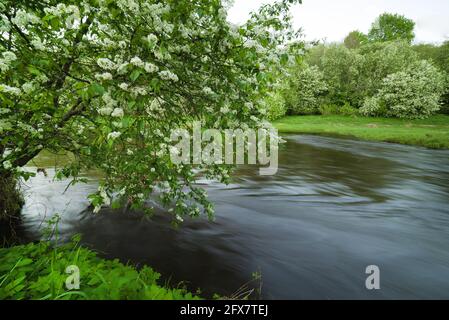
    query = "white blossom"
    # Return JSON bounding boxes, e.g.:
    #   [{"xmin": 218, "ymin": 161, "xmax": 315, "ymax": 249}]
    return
[
  {"xmin": 0, "ymin": 85, "xmax": 21, "ymax": 96},
  {"xmin": 31, "ymin": 37, "xmax": 45, "ymax": 51},
  {"xmin": 2, "ymin": 160, "xmax": 12, "ymax": 170},
  {"xmin": 97, "ymin": 58, "xmax": 116, "ymax": 70},
  {"xmin": 144, "ymin": 62, "xmax": 159, "ymax": 73},
  {"xmin": 111, "ymin": 108, "xmax": 124, "ymax": 118},
  {"xmin": 95, "ymin": 72, "xmax": 113, "ymax": 81},
  {"xmin": 159, "ymin": 70, "xmax": 178, "ymax": 82},
  {"xmin": 107, "ymin": 131, "xmax": 122, "ymax": 140},
  {"xmin": 119, "ymin": 83, "xmax": 129, "ymax": 91},
  {"xmin": 130, "ymin": 56, "xmax": 144, "ymax": 67},
  {"xmin": 21, "ymin": 82, "xmax": 34, "ymax": 94}
]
